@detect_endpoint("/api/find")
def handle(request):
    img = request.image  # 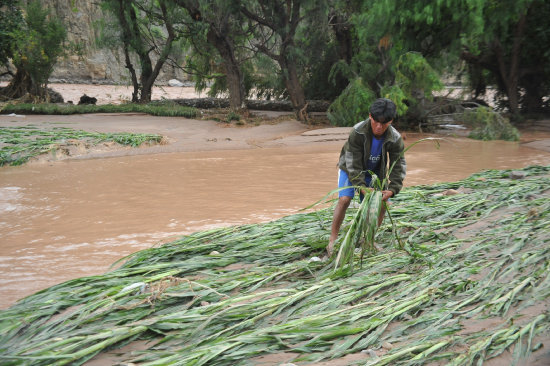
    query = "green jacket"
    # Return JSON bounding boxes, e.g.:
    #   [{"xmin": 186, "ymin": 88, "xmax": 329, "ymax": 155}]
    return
[{"xmin": 338, "ymin": 119, "xmax": 407, "ymax": 196}]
